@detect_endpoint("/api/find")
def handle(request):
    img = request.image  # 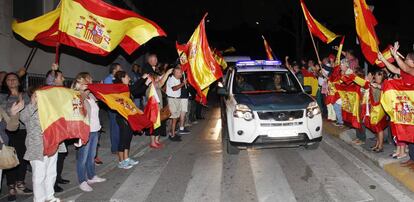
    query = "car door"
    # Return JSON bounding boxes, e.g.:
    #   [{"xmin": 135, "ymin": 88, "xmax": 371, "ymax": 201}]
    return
[{"xmin": 224, "ymin": 70, "xmax": 237, "ymax": 139}]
